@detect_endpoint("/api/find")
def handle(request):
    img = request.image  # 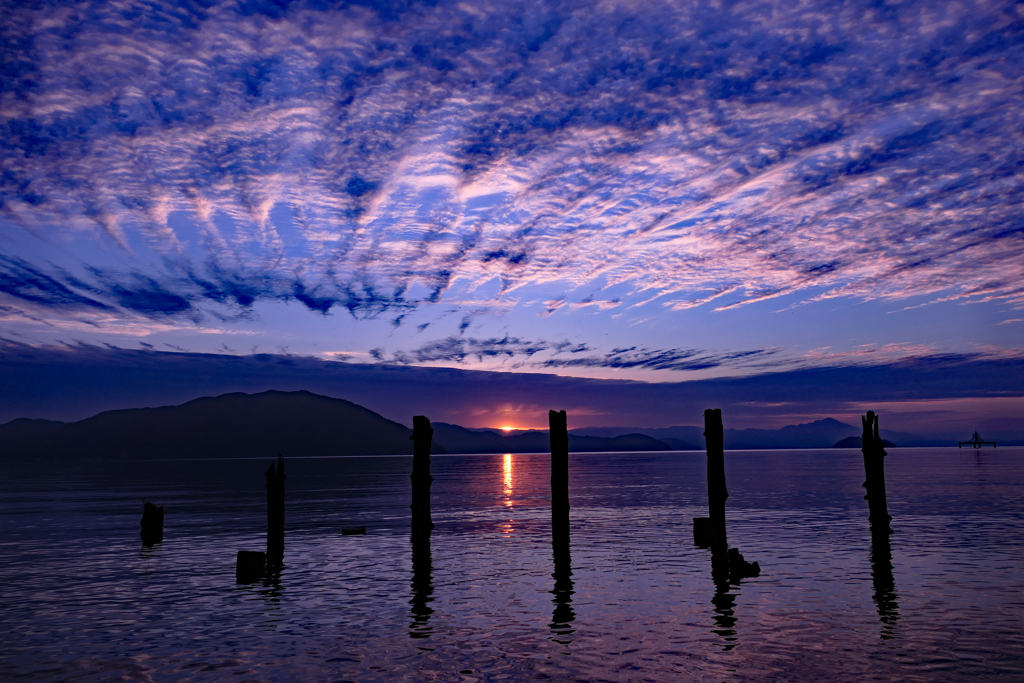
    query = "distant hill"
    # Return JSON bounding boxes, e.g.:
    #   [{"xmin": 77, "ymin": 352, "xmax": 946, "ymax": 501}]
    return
[
  {"xmin": 0, "ymin": 391, "xmax": 673, "ymax": 461},
  {"xmin": 430, "ymin": 423, "xmax": 672, "ymax": 454},
  {"xmin": 660, "ymin": 437, "xmax": 701, "ymax": 451},
  {"xmin": 572, "ymin": 418, "xmax": 949, "ymax": 449},
  {"xmin": 833, "ymin": 436, "xmax": 897, "ymax": 448},
  {"xmin": 0, "ymin": 390, "xmax": 446, "ymax": 460},
  {"xmin": 1, "ymin": 391, "xmax": 971, "ymax": 460}
]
